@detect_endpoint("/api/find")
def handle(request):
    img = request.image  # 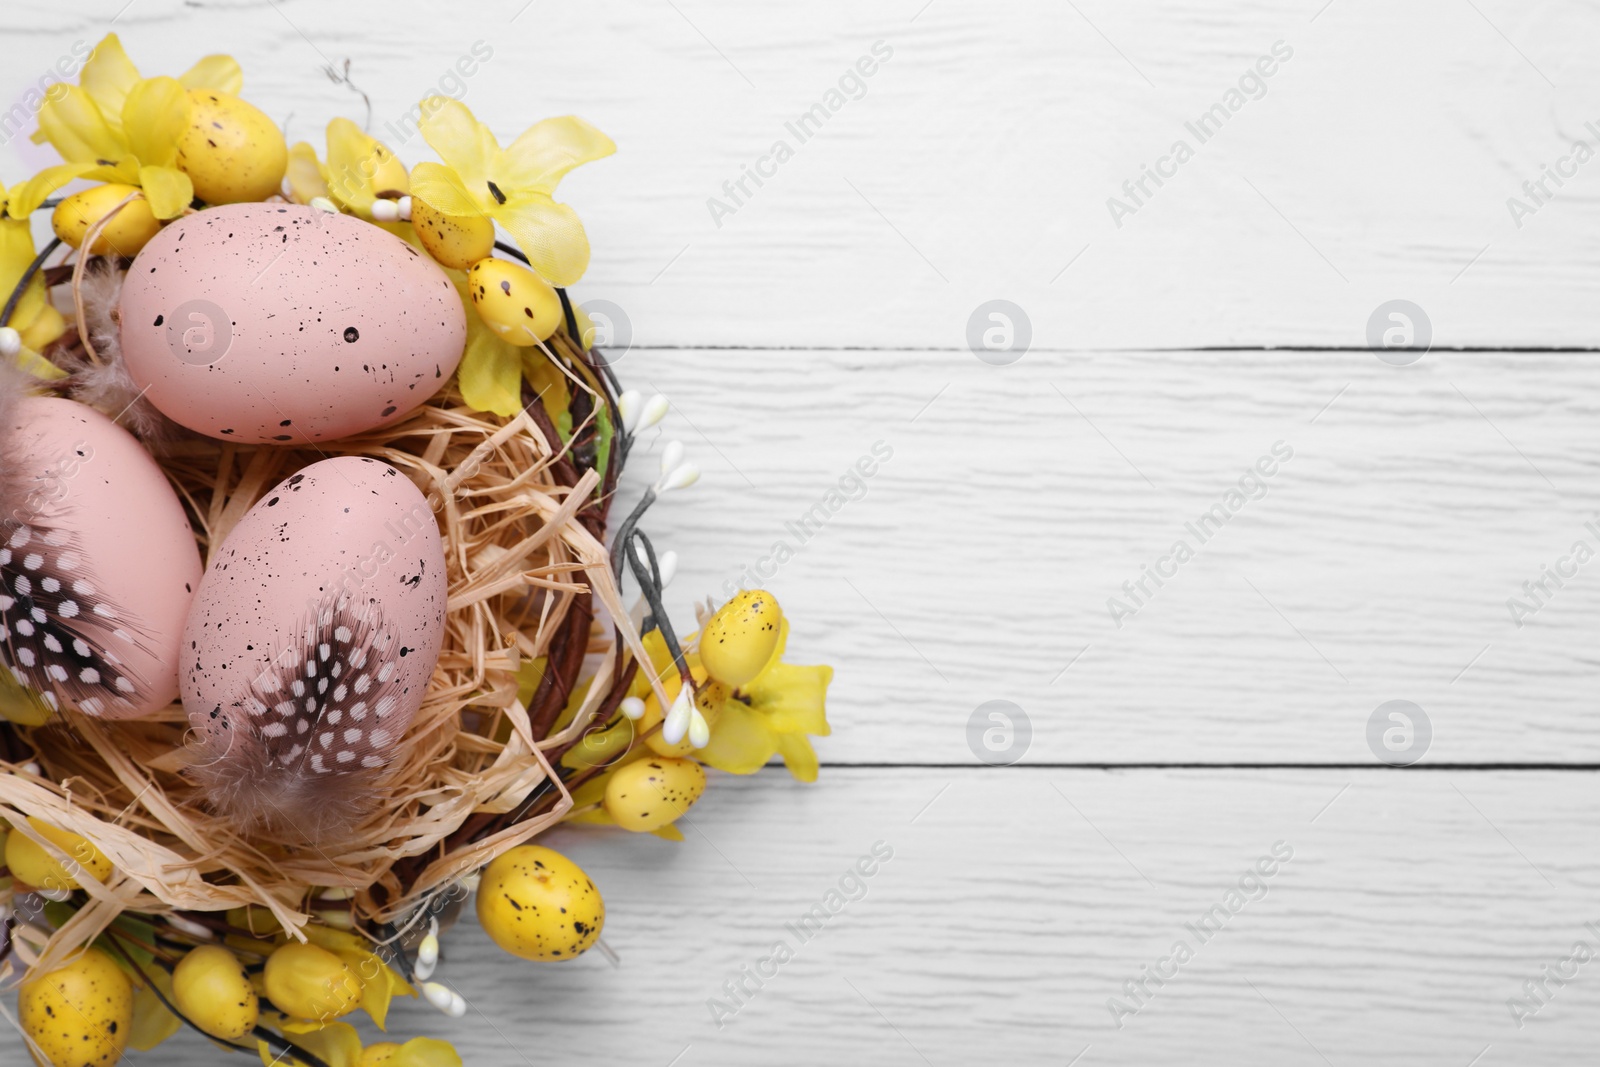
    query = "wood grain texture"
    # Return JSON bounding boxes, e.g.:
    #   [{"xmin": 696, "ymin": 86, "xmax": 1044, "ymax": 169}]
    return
[
  {"xmin": 617, "ymin": 348, "xmax": 1600, "ymax": 764},
  {"xmin": 5, "ymin": 0, "xmax": 1600, "ymax": 348},
  {"xmin": 12, "ymin": 768, "xmax": 1592, "ymax": 1066},
  {"xmin": 1, "ymin": 5, "xmax": 1597, "ymax": 1066}
]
